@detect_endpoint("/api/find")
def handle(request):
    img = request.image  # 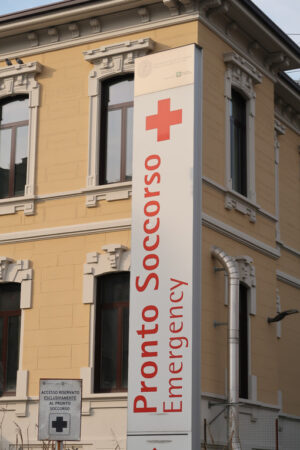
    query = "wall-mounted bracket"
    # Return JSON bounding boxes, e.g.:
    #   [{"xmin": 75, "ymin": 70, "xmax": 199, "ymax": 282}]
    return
[{"xmin": 213, "ymin": 320, "xmax": 228, "ymax": 327}]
